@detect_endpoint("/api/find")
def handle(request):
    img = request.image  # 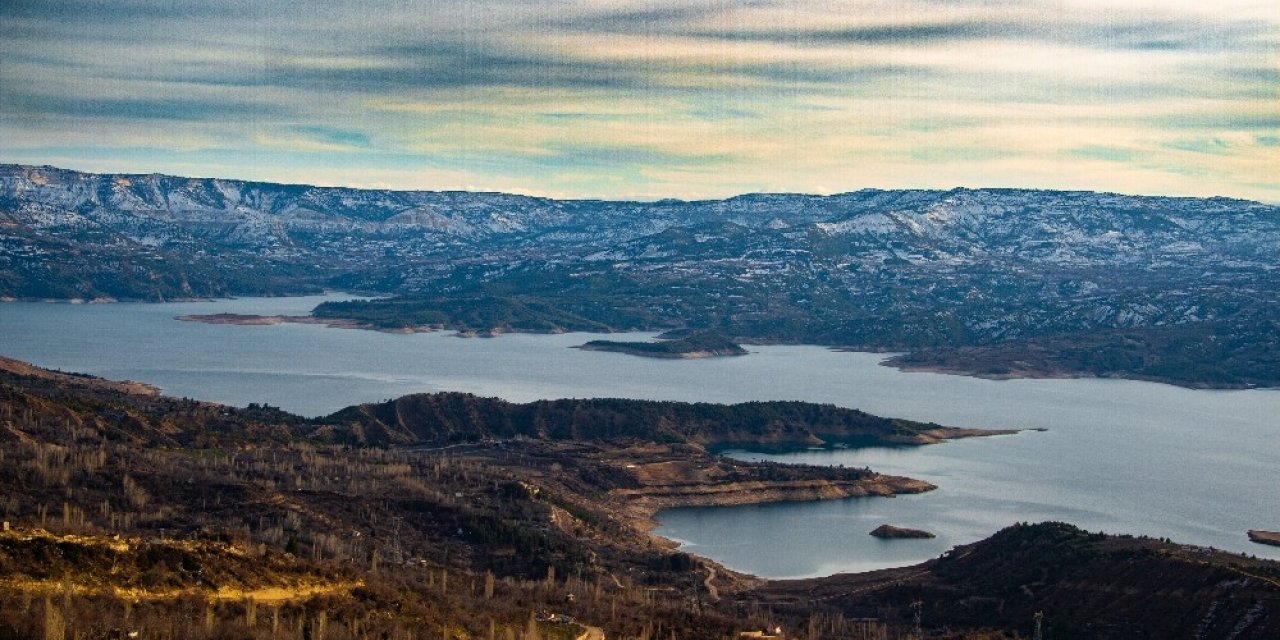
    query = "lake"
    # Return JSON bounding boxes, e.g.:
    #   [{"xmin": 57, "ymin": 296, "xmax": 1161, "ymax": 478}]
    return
[{"xmin": 1, "ymin": 293, "xmax": 1277, "ymax": 578}]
